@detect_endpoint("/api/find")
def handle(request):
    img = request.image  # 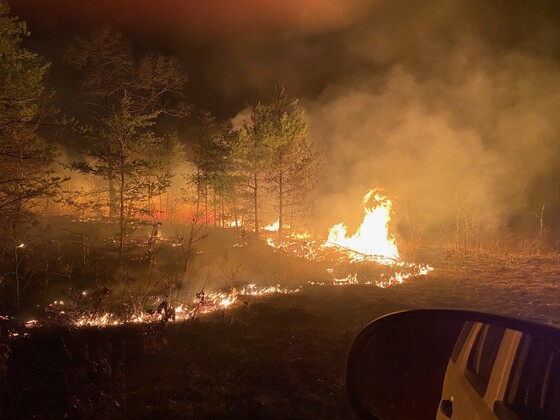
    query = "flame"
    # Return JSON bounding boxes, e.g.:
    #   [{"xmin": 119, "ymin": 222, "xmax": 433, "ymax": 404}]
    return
[
  {"xmin": 11, "ymin": 188, "xmax": 432, "ymax": 334},
  {"xmin": 226, "ymin": 220, "xmax": 240, "ymax": 228},
  {"xmin": 27, "ymin": 285, "xmax": 301, "ymax": 329},
  {"xmin": 264, "ymin": 219, "xmax": 280, "ymax": 232},
  {"xmin": 264, "ymin": 218, "xmax": 312, "ymax": 250},
  {"xmin": 326, "ymin": 190, "xmax": 399, "ymax": 263}
]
